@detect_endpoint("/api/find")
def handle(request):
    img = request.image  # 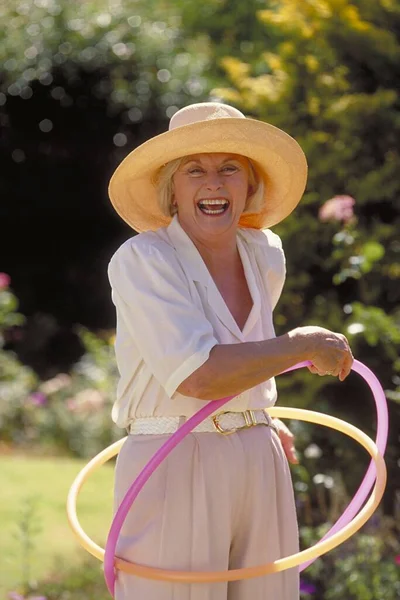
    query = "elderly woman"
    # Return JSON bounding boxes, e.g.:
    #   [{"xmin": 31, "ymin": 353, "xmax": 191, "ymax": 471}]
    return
[{"xmin": 107, "ymin": 102, "xmax": 354, "ymax": 600}]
